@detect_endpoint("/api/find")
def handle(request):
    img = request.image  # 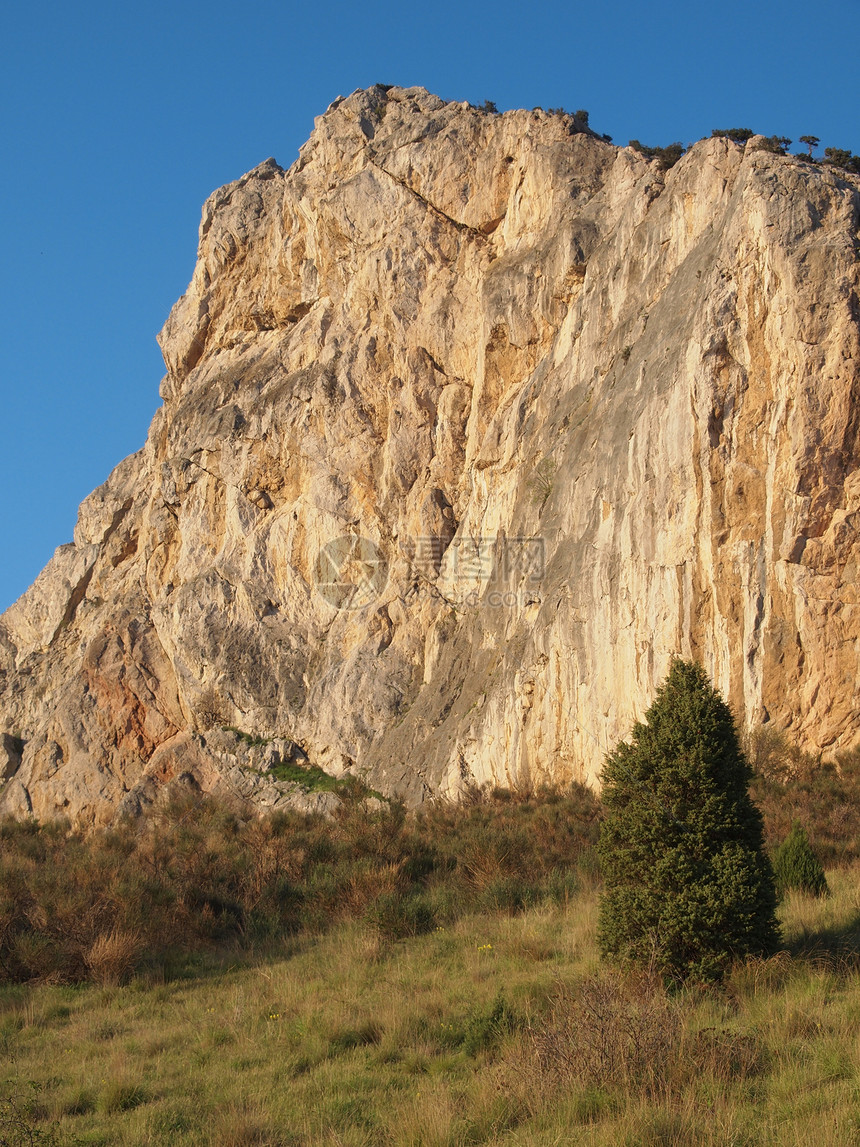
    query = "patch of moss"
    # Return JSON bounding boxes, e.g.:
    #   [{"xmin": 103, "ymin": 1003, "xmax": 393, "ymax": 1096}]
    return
[
  {"xmin": 223, "ymin": 726, "xmax": 271, "ymax": 748},
  {"xmin": 269, "ymin": 760, "xmax": 345, "ymax": 792},
  {"xmin": 268, "ymin": 762, "xmax": 385, "ymax": 801}
]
